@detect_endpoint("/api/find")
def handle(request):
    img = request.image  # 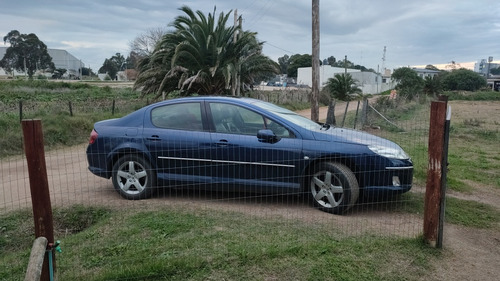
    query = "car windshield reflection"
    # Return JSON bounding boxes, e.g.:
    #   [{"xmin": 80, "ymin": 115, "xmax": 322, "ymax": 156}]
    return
[{"xmin": 249, "ymin": 100, "xmax": 322, "ymax": 130}]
